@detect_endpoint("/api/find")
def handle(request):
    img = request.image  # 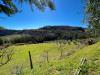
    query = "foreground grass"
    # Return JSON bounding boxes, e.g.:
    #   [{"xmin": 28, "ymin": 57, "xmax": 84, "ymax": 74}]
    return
[{"xmin": 0, "ymin": 41, "xmax": 100, "ymax": 75}]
